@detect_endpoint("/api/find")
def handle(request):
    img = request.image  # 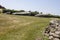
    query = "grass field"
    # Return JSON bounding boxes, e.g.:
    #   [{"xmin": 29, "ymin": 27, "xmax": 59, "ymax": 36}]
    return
[{"xmin": 0, "ymin": 14, "xmax": 52, "ymax": 40}]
